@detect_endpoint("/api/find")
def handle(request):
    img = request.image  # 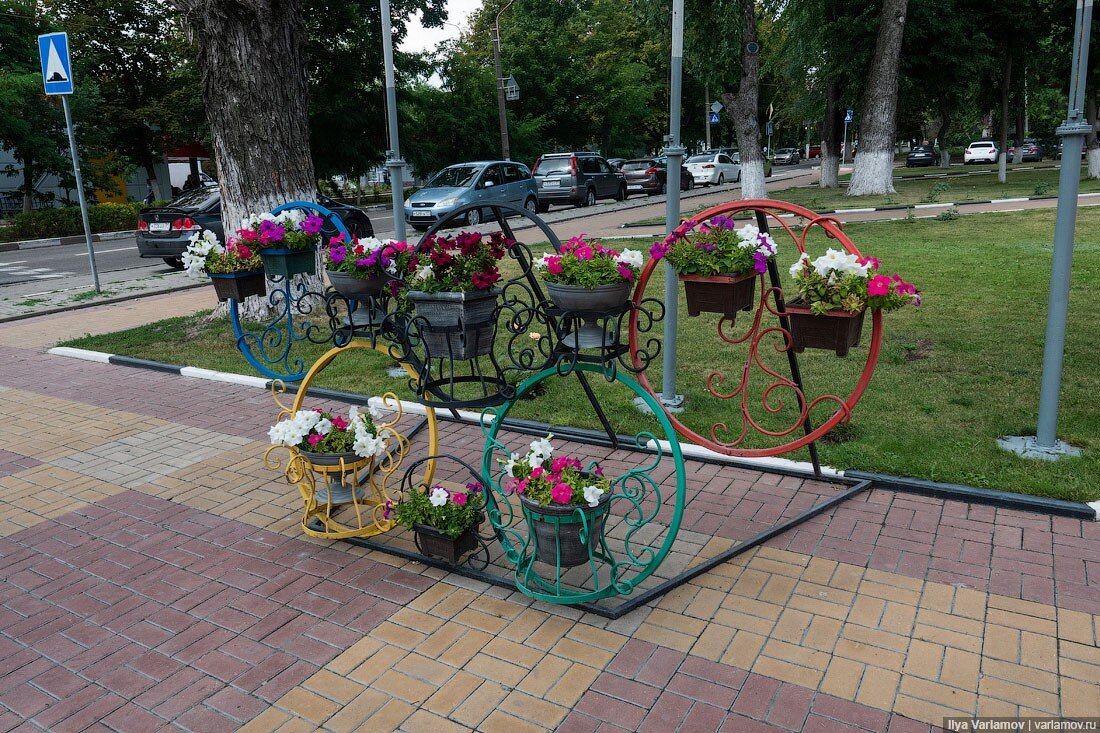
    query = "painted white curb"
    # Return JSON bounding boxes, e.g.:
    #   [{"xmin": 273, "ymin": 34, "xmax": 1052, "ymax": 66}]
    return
[
  {"xmin": 913, "ymin": 203, "xmax": 951, "ymax": 209},
  {"xmin": 1088, "ymin": 500, "xmax": 1100, "ymax": 521},
  {"xmin": 644, "ymin": 437, "xmax": 842, "ymax": 478},
  {"xmin": 179, "ymin": 366, "xmax": 269, "ymax": 388},
  {"xmin": 47, "ymin": 346, "xmax": 112, "ymax": 363},
  {"xmin": 833, "ymin": 207, "xmax": 875, "ymax": 214},
  {"xmin": 990, "ymin": 197, "xmax": 1029, "ymax": 204}
]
